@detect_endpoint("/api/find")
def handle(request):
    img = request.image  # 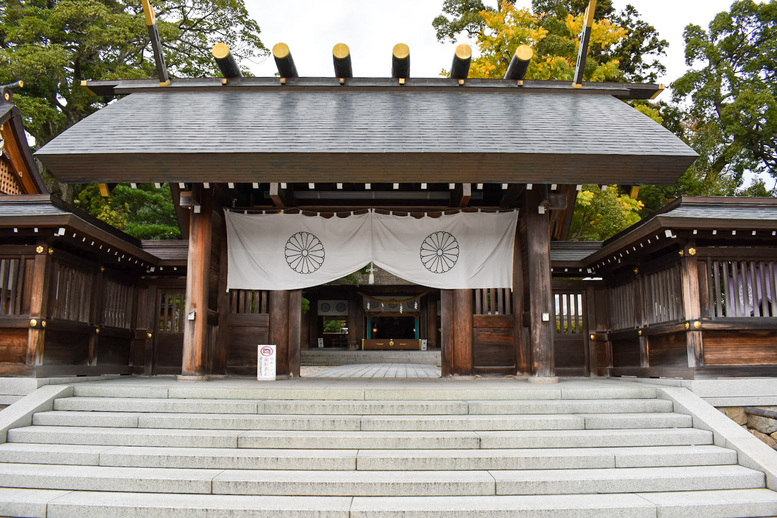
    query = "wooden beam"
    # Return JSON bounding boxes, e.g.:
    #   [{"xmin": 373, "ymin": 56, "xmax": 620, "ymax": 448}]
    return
[
  {"xmin": 450, "ymin": 44, "xmax": 472, "ymax": 80},
  {"xmin": 452, "ymin": 183, "xmax": 471, "ymax": 208},
  {"xmin": 392, "ymin": 43, "xmax": 410, "ymax": 79},
  {"xmin": 333, "ymin": 43, "xmax": 353, "ymax": 79},
  {"xmin": 513, "ymin": 224, "xmax": 528, "ymax": 375},
  {"xmin": 504, "ymin": 45, "xmax": 533, "ymax": 80},
  {"xmin": 573, "ymin": 0, "xmax": 597, "ymax": 87},
  {"xmin": 524, "ymin": 186, "xmax": 556, "ymax": 379},
  {"xmin": 269, "ymin": 182, "xmax": 296, "ymax": 209},
  {"xmin": 440, "ymin": 290, "xmax": 453, "ymax": 376},
  {"xmin": 273, "ymin": 43, "xmax": 298, "ymax": 78},
  {"xmin": 141, "ymin": 0, "xmax": 170, "ymax": 85},
  {"xmin": 269, "ymin": 290, "xmax": 290, "ymax": 375},
  {"xmin": 212, "ymin": 43, "xmax": 242, "ymax": 79},
  {"xmin": 680, "ymin": 247, "xmax": 703, "ymax": 368},
  {"xmin": 181, "ymin": 189, "xmax": 213, "ymax": 378},
  {"xmin": 500, "ymin": 184, "xmax": 525, "ymax": 209},
  {"xmin": 557, "ymin": 186, "xmax": 579, "ymax": 240},
  {"xmin": 170, "ymin": 183, "xmax": 190, "ymax": 240}
]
